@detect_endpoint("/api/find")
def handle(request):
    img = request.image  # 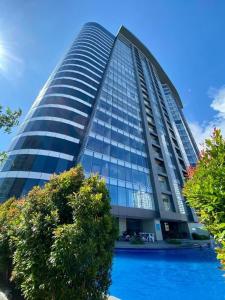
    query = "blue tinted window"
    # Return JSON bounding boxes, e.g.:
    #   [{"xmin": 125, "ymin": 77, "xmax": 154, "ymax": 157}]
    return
[
  {"xmin": 126, "ymin": 189, "xmax": 134, "ymax": 207},
  {"xmin": 13, "ymin": 136, "xmax": 80, "ymax": 156},
  {"xmin": 125, "ymin": 168, "xmax": 132, "ymax": 182},
  {"xmin": 64, "ymin": 55, "xmax": 105, "ymax": 71},
  {"xmin": 61, "ymin": 59, "xmax": 103, "ymax": 76},
  {"xmin": 81, "ymin": 154, "xmax": 93, "ymax": 173},
  {"xmin": 32, "ymin": 107, "xmax": 87, "ymax": 126},
  {"xmin": 109, "ymin": 162, "xmax": 117, "ymax": 178},
  {"xmin": 67, "ymin": 50, "xmax": 106, "ymax": 67},
  {"xmin": 40, "ymin": 96, "xmax": 92, "ymax": 115},
  {"xmin": 23, "ymin": 120, "xmax": 83, "ymax": 140},
  {"xmin": 50, "ymin": 78, "xmax": 96, "ymax": 97},
  {"xmin": 2, "ymin": 154, "xmax": 72, "ymax": 174},
  {"xmin": 58, "ymin": 65, "xmax": 100, "ymax": 83},
  {"xmin": 117, "ymin": 165, "xmax": 126, "ymax": 181},
  {"xmin": 118, "ymin": 186, "xmax": 126, "ymax": 207},
  {"xmin": 109, "ymin": 185, "xmax": 118, "ymax": 205},
  {"xmin": 92, "ymin": 157, "xmax": 102, "ymax": 174},
  {"xmin": 54, "ymin": 71, "xmax": 98, "ymax": 88},
  {"xmin": 101, "ymin": 160, "xmax": 109, "ymax": 177},
  {"xmin": 45, "ymin": 87, "xmax": 94, "ymax": 105}
]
